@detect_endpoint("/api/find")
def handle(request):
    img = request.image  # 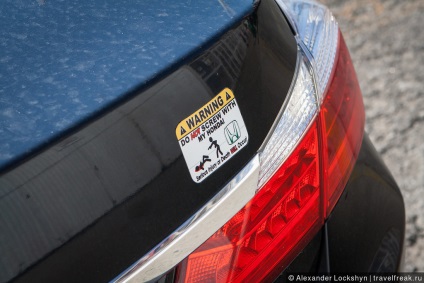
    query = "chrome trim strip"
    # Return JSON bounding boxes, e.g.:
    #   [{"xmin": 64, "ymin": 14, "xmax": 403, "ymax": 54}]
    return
[
  {"xmin": 275, "ymin": 0, "xmax": 296, "ymax": 32},
  {"xmin": 113, "ymin": 155, "xmax": 260, "ymax": 283}
]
